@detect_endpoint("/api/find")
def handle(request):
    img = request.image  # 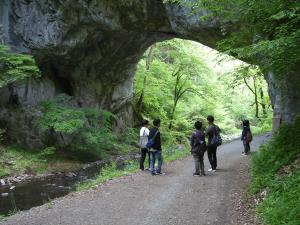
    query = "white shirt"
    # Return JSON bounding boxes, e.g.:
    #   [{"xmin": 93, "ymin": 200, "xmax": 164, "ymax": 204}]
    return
[{"xmin": 140, "ymin": 126, "xmax": 150, "ymax": 137}]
